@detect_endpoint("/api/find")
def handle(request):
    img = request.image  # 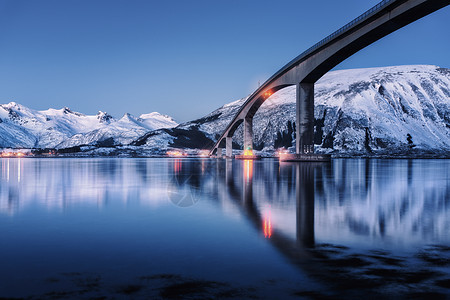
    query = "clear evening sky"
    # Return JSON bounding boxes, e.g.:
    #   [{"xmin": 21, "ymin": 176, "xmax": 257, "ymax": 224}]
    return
[{"xmin": 0, "ymin": 0, "xmax": 449, "ymax": 122}]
